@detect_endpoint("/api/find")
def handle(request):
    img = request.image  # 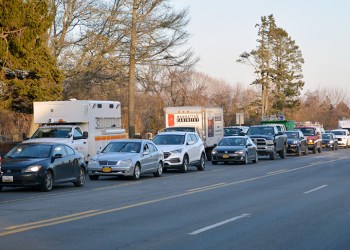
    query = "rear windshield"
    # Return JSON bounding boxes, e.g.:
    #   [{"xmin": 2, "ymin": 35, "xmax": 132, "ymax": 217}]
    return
[{"xmin": 298, "ymin": 128, "xmax": 315, "ymax": 136}]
